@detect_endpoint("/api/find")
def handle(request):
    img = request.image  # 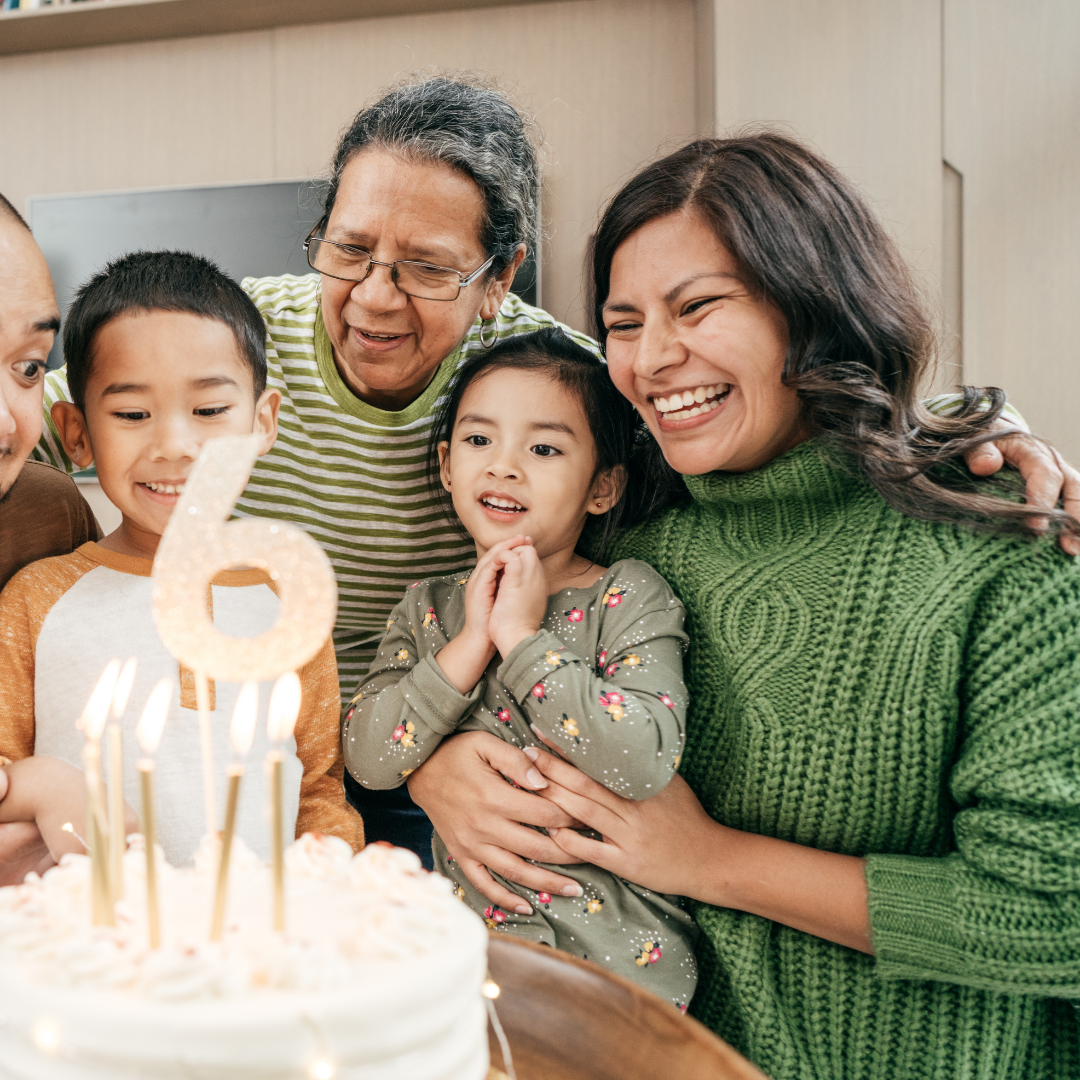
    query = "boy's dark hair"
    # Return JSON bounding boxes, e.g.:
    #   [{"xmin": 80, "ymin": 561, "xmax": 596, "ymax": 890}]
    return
[
  {"xmin": 429, "ymin": 327, "xmax": 637, "ymax": 560},
  {"xmin": 0, "ymin": 192, "xmax": 30, "ymax": 232},
  {"xmin": 63, "ymin": 251, "xmax": 267, "ymax": 413}
]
